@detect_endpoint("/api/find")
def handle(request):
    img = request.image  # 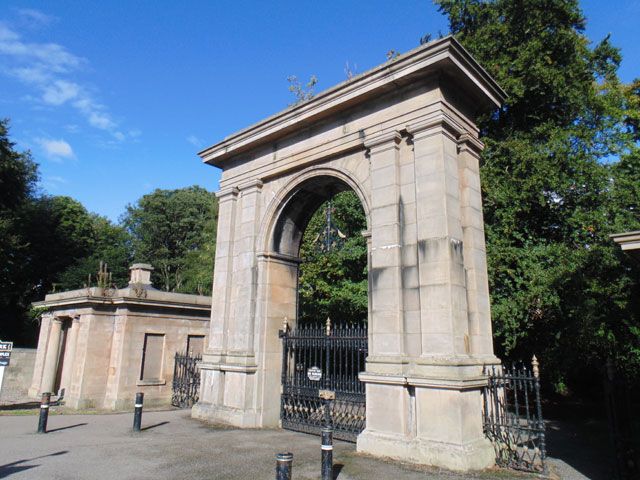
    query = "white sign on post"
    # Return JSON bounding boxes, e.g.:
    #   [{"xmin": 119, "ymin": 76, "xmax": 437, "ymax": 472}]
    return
[{"xmin": 0, "ymin": 340, "xmax": 12, "ymax": 394}]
